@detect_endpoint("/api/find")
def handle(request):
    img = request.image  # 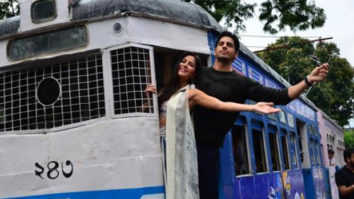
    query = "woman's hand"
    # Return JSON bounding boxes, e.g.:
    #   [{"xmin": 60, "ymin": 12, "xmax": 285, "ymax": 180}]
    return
[
  {"xmin": 253, "ymin": 102, "xmax": 281, "ymax": 114},
  {"xmin": 144, "ymin": 84, "xmax": 157, "ymax": 96},
  {"xmin": 141, "ymin": 84, "xmax": 157, "ymax": 113}
]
